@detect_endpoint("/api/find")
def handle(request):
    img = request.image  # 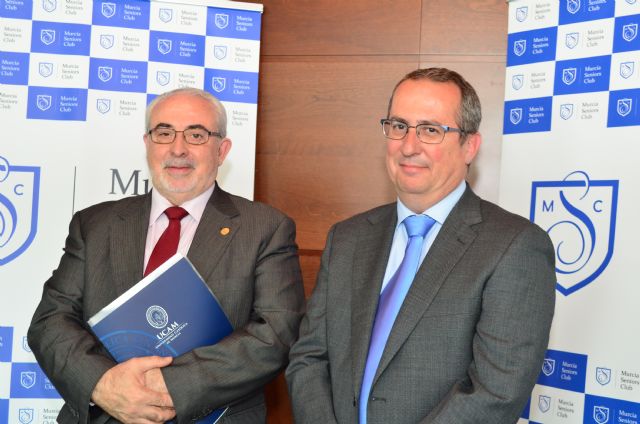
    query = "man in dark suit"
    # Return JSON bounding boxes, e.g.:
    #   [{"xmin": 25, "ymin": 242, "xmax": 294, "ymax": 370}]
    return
[
  {"xmin": 28, "ymin": 88, "xmax": 305, "ymax": 423},
  {"xmin": 286, "ymin": 68, "xmax": 556, "ymax": 423}
]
